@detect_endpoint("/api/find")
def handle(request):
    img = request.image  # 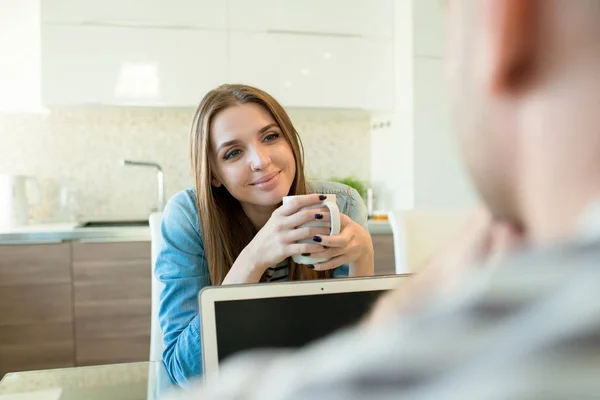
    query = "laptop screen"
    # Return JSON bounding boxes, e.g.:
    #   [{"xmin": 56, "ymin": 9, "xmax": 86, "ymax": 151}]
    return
[{"xmin": 213, "ymin": 289, "xmax": 387, "ymax": 362}]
